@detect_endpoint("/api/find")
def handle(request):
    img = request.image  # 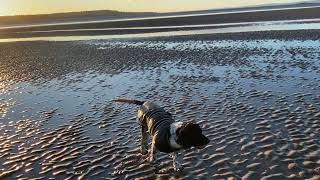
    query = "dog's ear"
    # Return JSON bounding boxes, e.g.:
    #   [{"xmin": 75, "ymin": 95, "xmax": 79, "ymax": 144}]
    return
[
  {"xmin": 176, "ymin": 123, "xmax": 191, "ymax": 148},
  {"xmin": 177, "ymin": 121, "xmax": 199, "ymax": 136},
  {"xmin": 176, "ymin": 122, "xmax": 202, "ymax": 148},
  {"xmin": 181, "ymin": 122, "xmax": 200, "ymax": 133},
  {"xmin": 176, "ymin": 122, "xmax": 189, "ymax": 137}
]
